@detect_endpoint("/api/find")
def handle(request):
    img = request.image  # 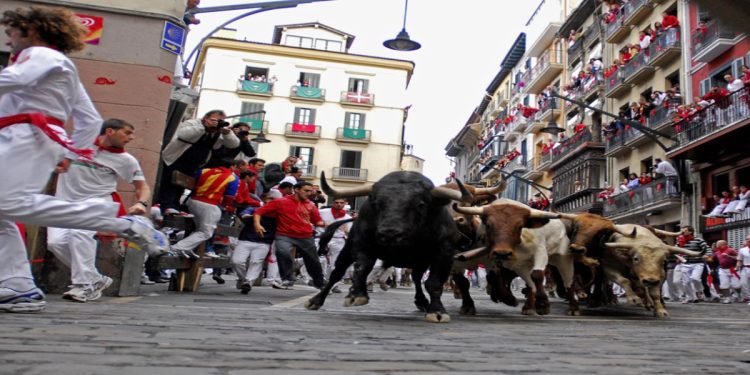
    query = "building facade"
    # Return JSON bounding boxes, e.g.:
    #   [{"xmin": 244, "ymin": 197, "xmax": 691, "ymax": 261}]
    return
[{"xmin": 190, "ymin": 23, "xmax": 414, "ymax": 208}]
